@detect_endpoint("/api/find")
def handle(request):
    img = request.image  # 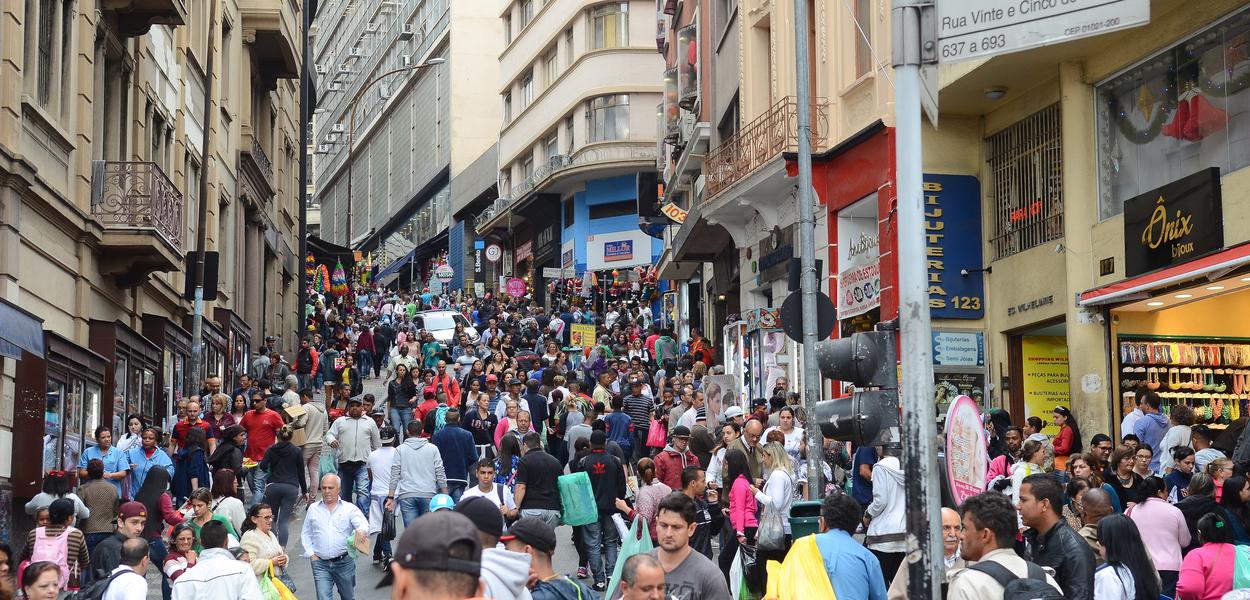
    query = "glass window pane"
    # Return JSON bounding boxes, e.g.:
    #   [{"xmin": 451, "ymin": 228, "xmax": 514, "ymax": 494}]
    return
[{"xmin": 44, "ymin": 379, "xmax": 65, "ymax": 472}]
